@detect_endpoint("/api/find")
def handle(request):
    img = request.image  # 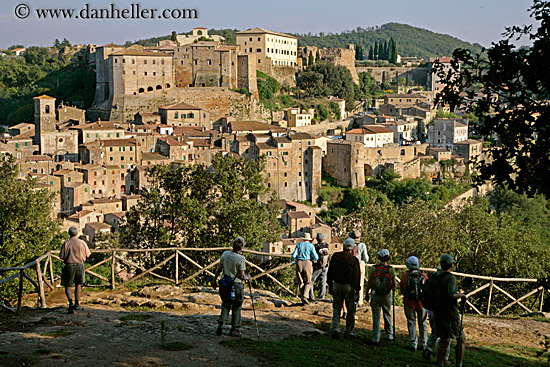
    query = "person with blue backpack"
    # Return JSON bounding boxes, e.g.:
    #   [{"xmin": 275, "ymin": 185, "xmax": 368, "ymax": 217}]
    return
[
  {"xmin": 365, "ymin": 249, "xmax": 397, "ymax": 345},
  {"xmin": 212, "ymin": 237, "xmax": 251, "ymax": 337},
  {"xmin": 400, "ymin": 256, "xmax": 428, "ymax": 351}
]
